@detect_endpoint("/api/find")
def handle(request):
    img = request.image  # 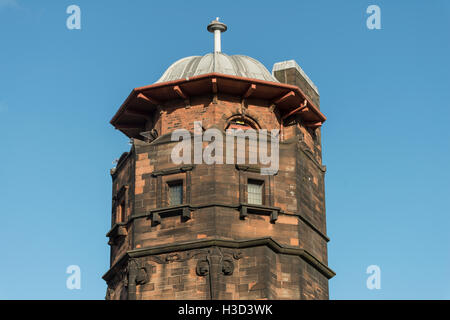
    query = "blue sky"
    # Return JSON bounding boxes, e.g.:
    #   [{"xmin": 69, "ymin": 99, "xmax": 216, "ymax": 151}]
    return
[{"xmin": 0, "ymin": 0, "xmax": 449, "ymax": 299}]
